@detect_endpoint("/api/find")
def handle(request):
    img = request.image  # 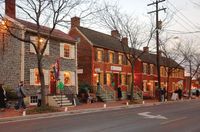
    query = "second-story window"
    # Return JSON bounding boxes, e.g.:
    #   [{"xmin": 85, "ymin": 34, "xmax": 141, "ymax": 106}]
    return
[
  {"xmin": 118, "ymin": 54, "xmax": 123, "ymax": 65},
  {"xmin": 30, "ymin": 36, "xmax": 49, "ymax": 55},
  {"xmin": 143, "ymin": 63, "xmax": 147, "ymax": 74},
  {"xmin": 109, "ymin": 52, "xmax": 114, "ymax": 63},
  {"xmin": 64, "ymin": 45, "xmax": 70, "ymax": 58},
  {"xmin": 150, "ymin": 65, "xmax": 154, "ymax": 75},
  {"xmin": 60, "ymin": 43, "xmax": 75, "ymax": 59},
  {"xmin": 97, "ymin": 50, "xmax": 103, "ymax": 62}
]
